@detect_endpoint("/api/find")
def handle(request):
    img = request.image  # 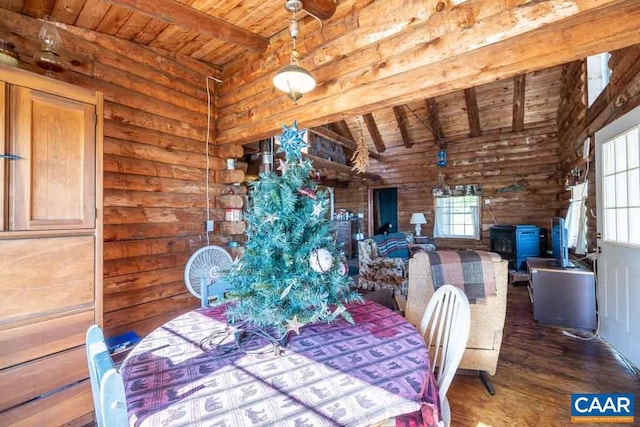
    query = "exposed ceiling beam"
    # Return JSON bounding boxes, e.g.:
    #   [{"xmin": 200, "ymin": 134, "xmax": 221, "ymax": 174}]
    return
[
  {"xmin": 512, "ymin": 74, "xmax": 526, "ymax": 132},
  {"xmin": 310, "ymin": 126, "xmax": 380, "ymax": 160},
  {"xmin": 362, "ymin": 113, "xmax": 386, "ymax": 153},
  {"xmin": 105, "ymin": 0, "xmax": 269, "ymax": 53},
  {"xmin": 425, "ymin": 98, "xmax": 445, "ymax": 147},
  {"xmin": 216, "ymin": 0, "xmax": 640, "ymax": 145},
  {"xmin": 330, "ymin": 120, "xmax": 356, "ymax": 142},
  {"xmin": 304, "ymin": 153, "xmax": 381, "ymax": 181},
  {"xmin": 303, "ymin": 0, "xmax": 337, "ymax": 21},
  {"xmin": 392, "ymin": 105, "xmax": 414, "ymax": 148},
  {"xmin": 464, "ymin": 88, "xmax": 481, "ymax": 137}
]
